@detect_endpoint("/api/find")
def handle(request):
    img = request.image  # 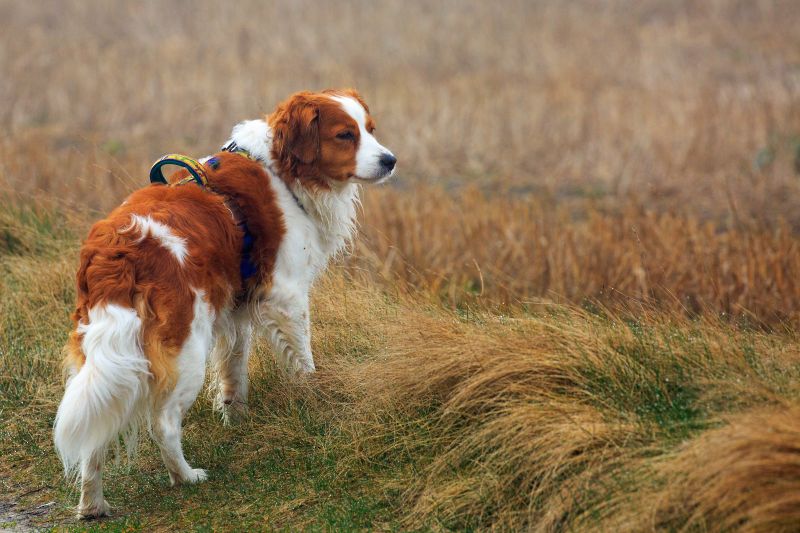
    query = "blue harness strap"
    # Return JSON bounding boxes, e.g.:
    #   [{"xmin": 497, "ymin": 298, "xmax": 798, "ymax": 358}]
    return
[
  {"xmin": 224, "ymin": 200, "xmax": 259, "ymax": 284},
  {"xmin": 239, "ymin": 228, "xmax": 257, "ymax": 280}
]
